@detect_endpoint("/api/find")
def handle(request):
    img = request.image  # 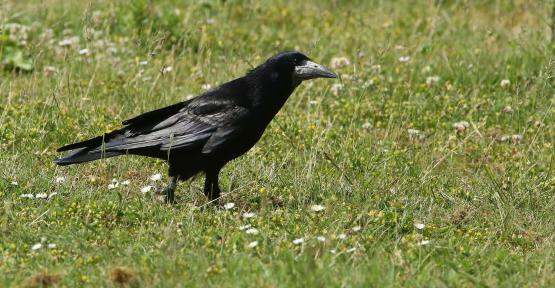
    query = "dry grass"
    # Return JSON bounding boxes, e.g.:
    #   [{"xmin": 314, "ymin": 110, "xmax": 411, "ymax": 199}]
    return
[
  {"xmin": 23, "ymin": 272, "xmax": 60, "ymax": 288},
  {"xmin": 109, "ymin": 266, "xmax": 137, "ymax": 287}
]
